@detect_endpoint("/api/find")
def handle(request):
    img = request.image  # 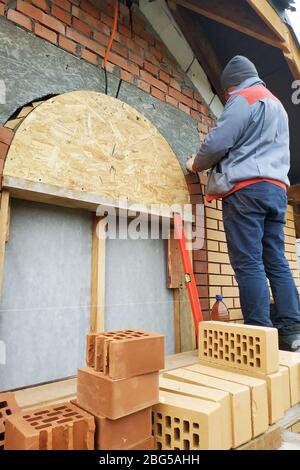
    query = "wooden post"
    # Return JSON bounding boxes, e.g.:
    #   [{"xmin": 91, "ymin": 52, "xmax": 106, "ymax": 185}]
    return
[
  {"xmin": 90, "ymin": 217, "xmax": 106, "ymax": 333},
  {"xmin": 0, "ymin": 191, "xmax": 10, "ymax": 295}
]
